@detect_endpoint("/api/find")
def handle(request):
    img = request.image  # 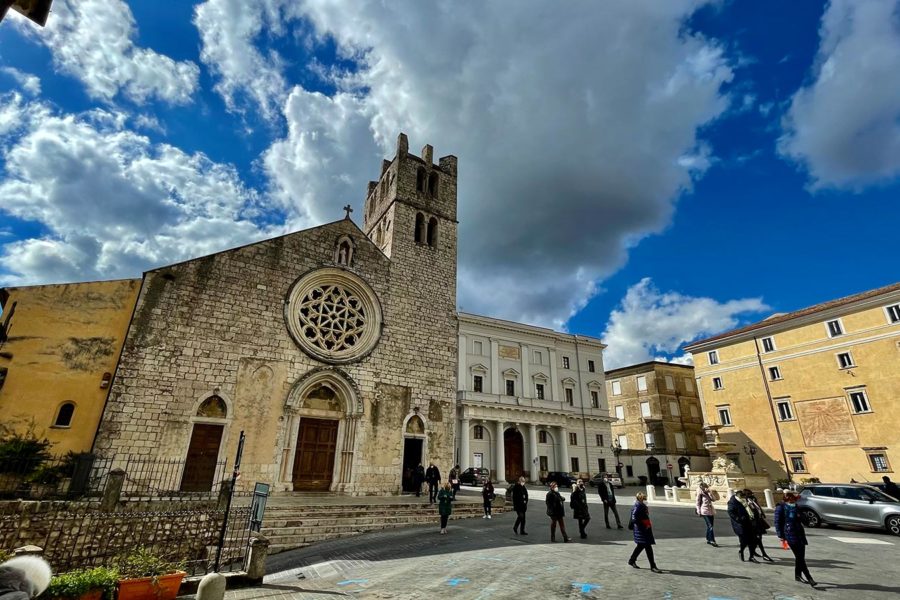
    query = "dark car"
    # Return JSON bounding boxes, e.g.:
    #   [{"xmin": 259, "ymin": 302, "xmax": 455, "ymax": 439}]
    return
[
  {"xmin": 541, "ymin": 471, "xmax": 576, "ymax": 488},
  {"xmin": 459, "ymin": 467, "xmax": 489, "ymax": 486}
]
